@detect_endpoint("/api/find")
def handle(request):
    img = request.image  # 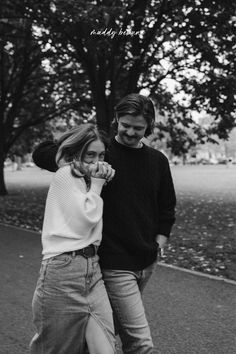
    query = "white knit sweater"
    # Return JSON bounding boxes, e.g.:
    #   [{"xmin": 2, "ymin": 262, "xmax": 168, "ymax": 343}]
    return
[{"xmin": 41, "ymin": 165, "xmax": 105, "ymax": 260}]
